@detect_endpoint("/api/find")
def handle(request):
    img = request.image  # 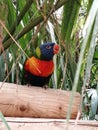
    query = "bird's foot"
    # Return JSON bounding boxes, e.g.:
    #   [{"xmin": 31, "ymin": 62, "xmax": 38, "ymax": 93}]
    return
[
  {"xmin": 27, "ymin": 83, "xmax": 32, "ymax": 87},
  {"xmin": 42, "ymin": 85, "xmax": 49, "ymax": 89}
]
